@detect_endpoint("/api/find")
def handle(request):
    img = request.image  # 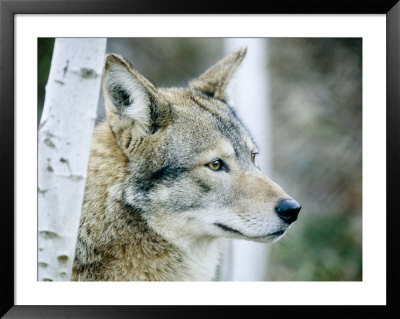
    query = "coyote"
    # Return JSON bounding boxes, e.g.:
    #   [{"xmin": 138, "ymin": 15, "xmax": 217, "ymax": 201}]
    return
[{"xmin": 72, "ymin": 48, "xmax": 301, "ymax": 281}]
